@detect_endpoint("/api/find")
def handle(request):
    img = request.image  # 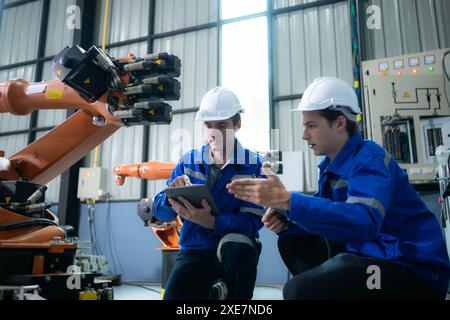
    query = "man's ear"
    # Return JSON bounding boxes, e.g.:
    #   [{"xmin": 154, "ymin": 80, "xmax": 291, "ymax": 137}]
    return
[{"xmin": 335, "ymin": 115, "xmax": 347, "ymax": 132}]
